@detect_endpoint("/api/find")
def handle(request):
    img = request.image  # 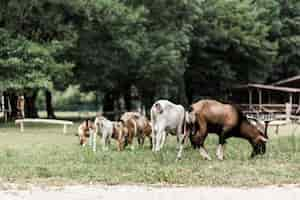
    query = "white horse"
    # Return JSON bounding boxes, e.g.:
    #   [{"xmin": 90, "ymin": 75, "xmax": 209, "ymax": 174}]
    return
[
  {"xmin": 151, "ymin": 100, "xmax": 186, "ymax": 152},
  {"xmin": 94, "ymin": 116, "xmax": 118, "ymax": 151}
]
